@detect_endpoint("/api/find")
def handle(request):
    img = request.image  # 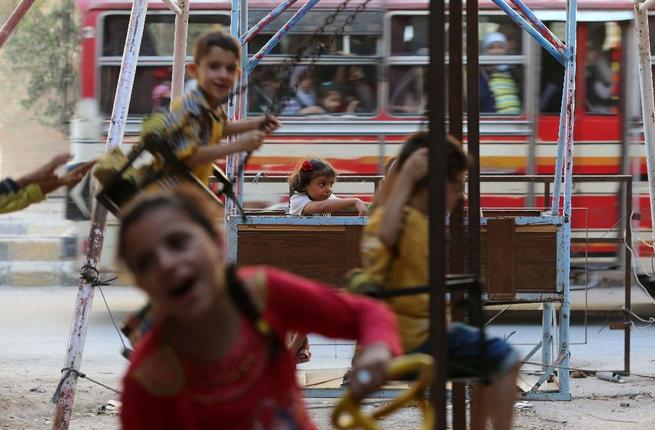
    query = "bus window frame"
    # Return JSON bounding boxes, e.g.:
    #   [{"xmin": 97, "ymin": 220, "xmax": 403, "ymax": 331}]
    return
[
  {"xmin": 245, "ymin": 12, "xmax": 383, "ymax": 118},
  {"xmin": 384, "ymin": 10, "xmax": 529, "ymax": 118},
  {"xmin": 96, "ymin": 10, "xmax": 231, "ymax": 111}
]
